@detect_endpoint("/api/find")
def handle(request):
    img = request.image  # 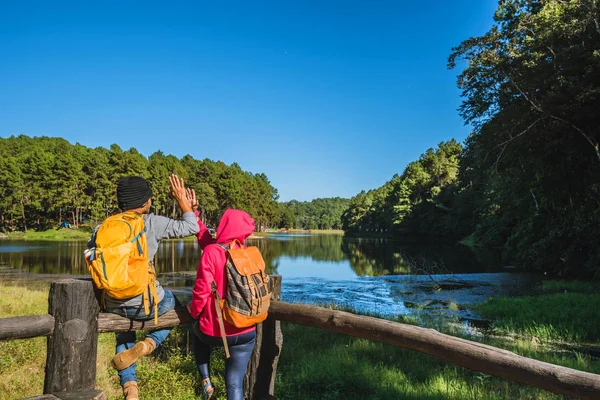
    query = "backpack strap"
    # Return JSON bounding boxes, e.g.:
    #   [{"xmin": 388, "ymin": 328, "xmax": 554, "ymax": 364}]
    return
[
  {"xmin": 143, "ymin": 269, "xmax": 159, "ymax": 325},
  {"xmin": 216, "ymin": 243, "xmax": 231, "ymax": 251},
  {"xmin": 131, "ymin": 218, "xmax": 158, "ymax": 325},
  {"xmin": 130, "ymin": 226, "xmax": 147, "ymax": 255},
  {"xmin": 211, "ymin": 281, "xmax": 231, "ymax": 358},
  {"xmin": 230, "ymin": 239, "xmax": 244, "ymax": 249}
]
